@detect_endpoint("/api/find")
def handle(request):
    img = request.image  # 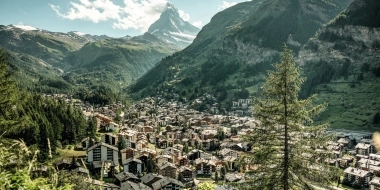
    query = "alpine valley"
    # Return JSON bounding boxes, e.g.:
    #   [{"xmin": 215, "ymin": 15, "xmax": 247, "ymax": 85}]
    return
[
  {"xmin": 129, "ymin": 0, "xmax": 380, "ymax": 130},
  {"xmin": 1, "ymin": 0, "xmax": 380, "ymax": 130}
]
